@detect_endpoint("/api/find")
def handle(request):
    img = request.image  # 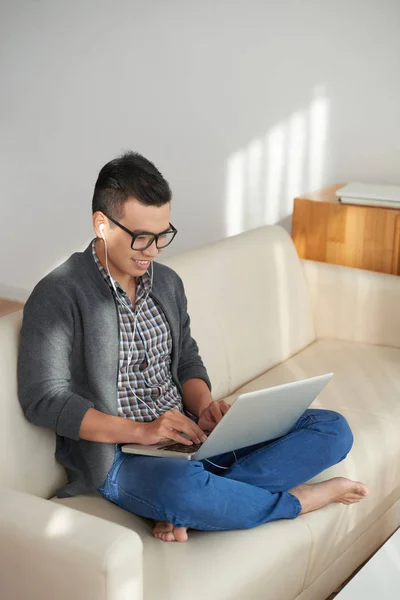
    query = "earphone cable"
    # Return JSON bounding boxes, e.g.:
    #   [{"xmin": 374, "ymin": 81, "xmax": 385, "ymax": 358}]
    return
[{"xmin": 102, "ymin": 234, "xmax": 159, "ymax": 419}]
